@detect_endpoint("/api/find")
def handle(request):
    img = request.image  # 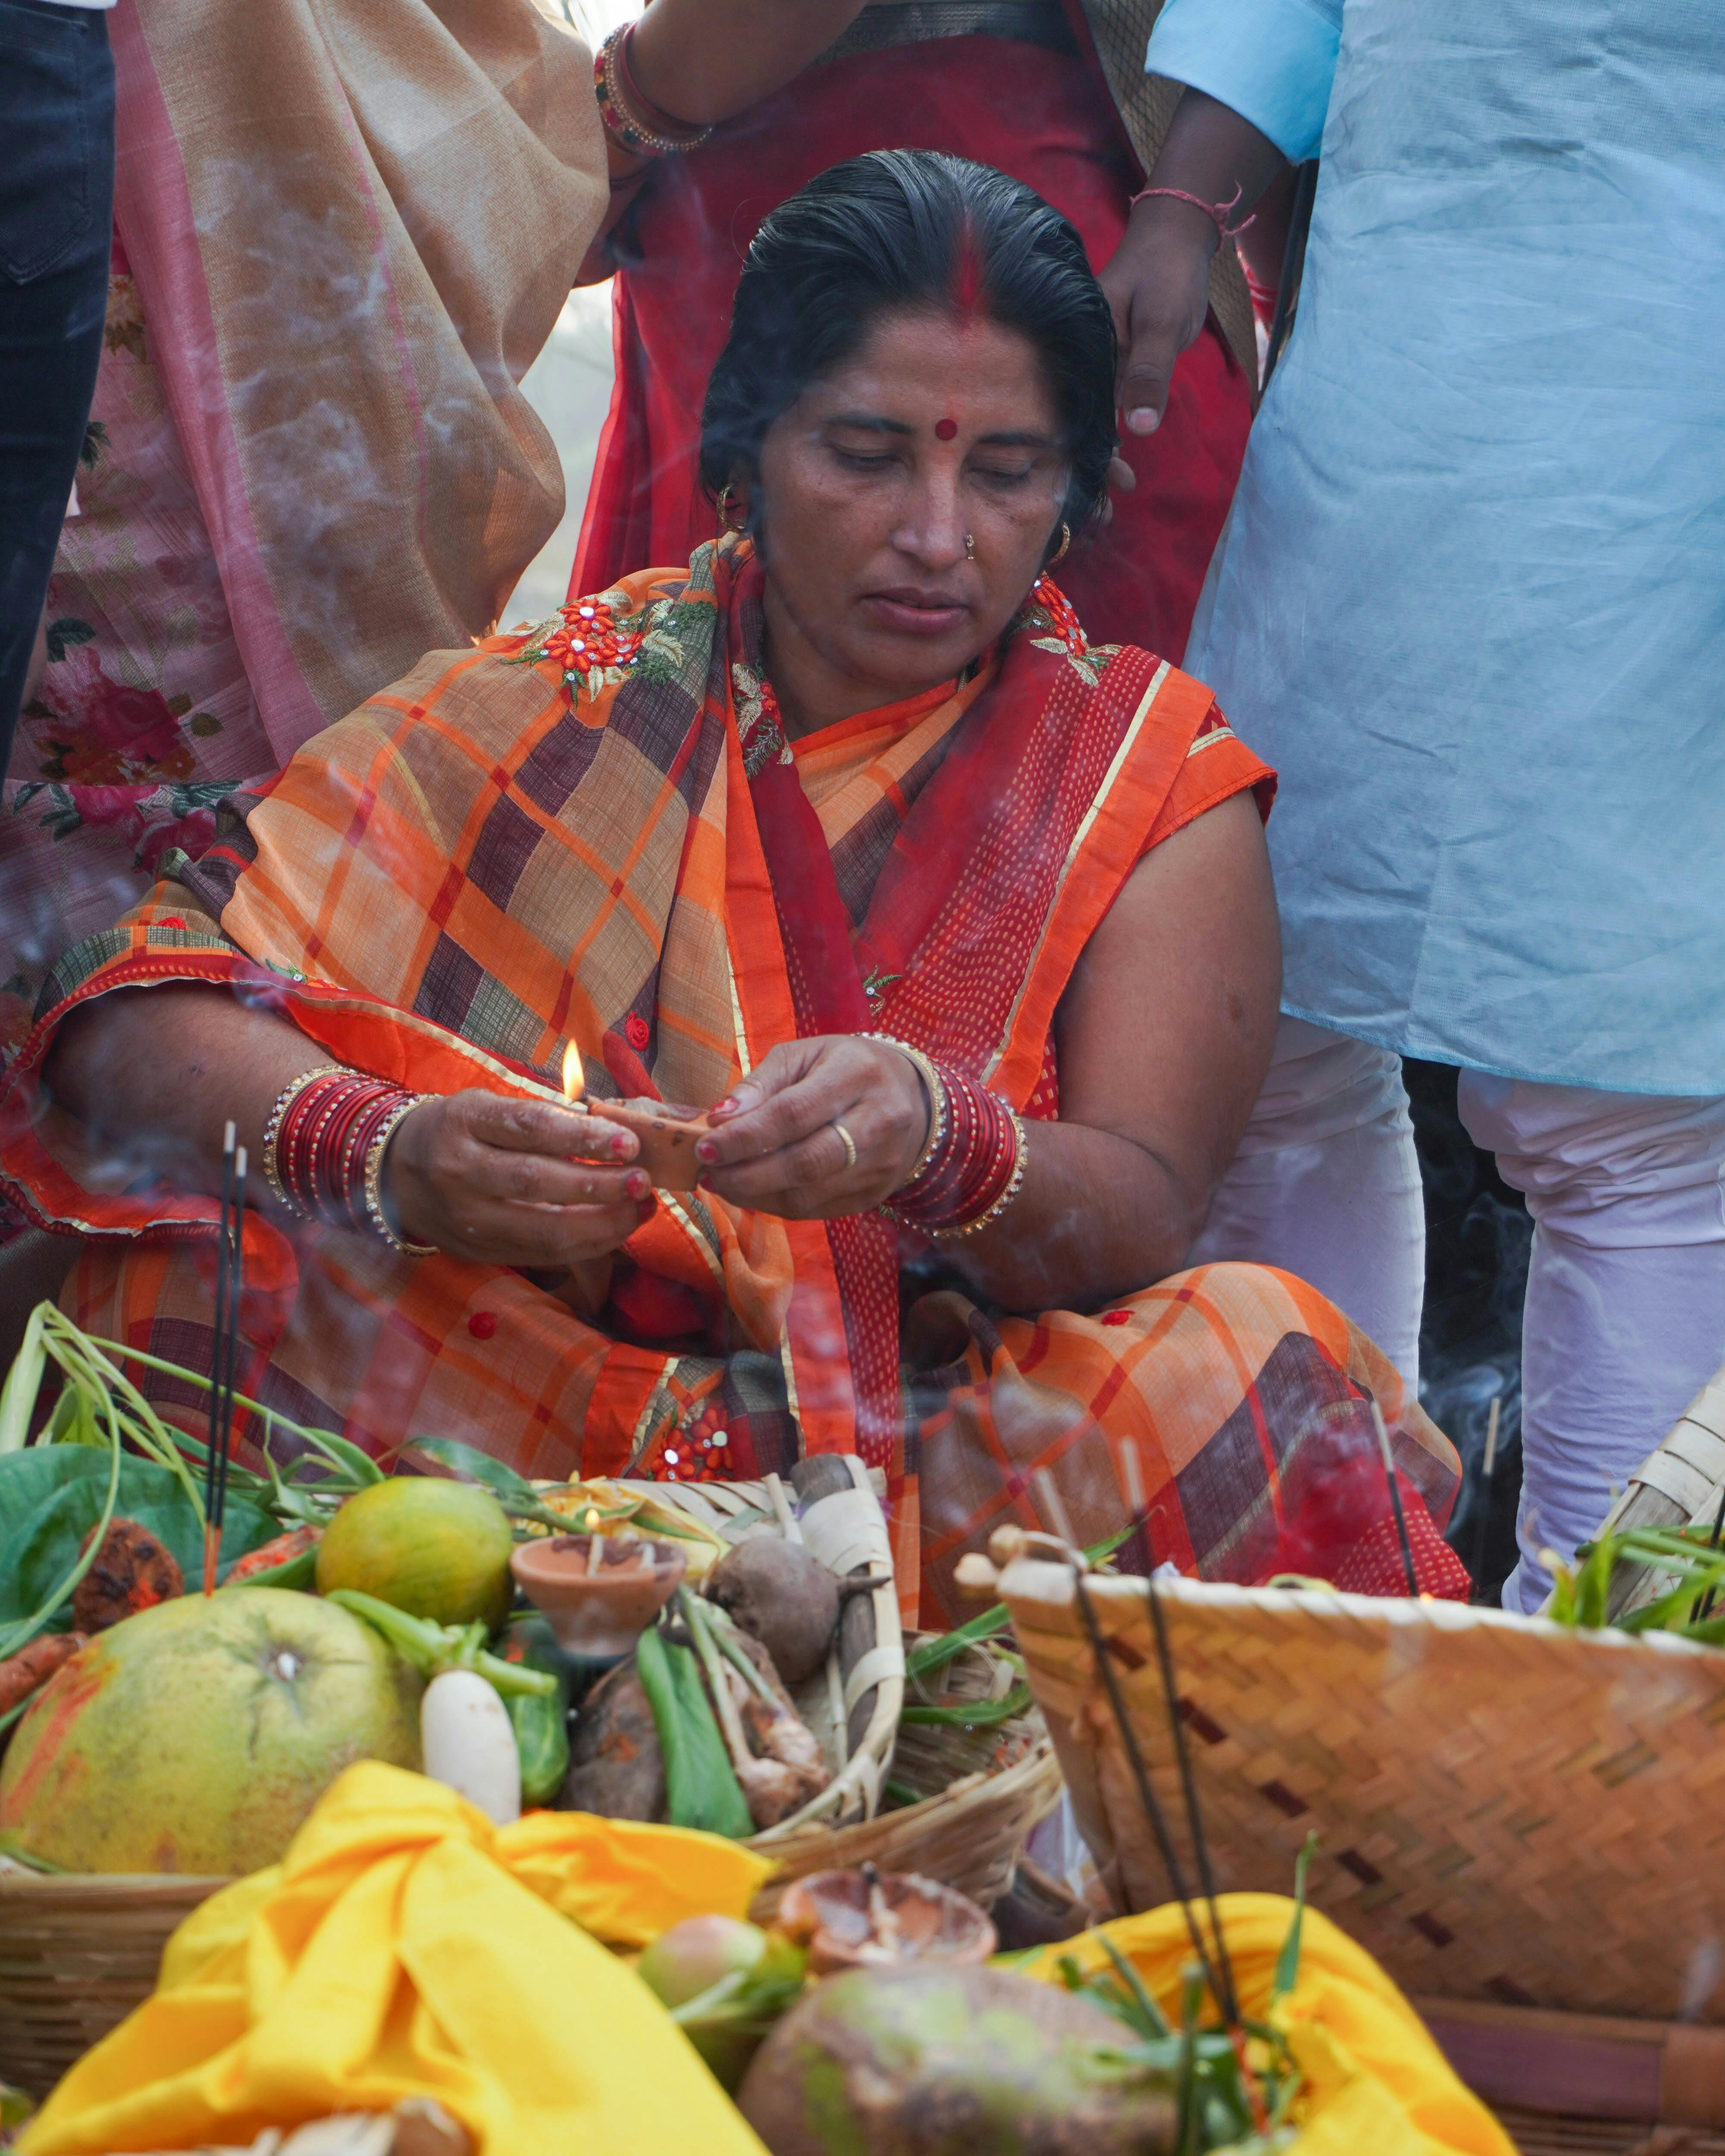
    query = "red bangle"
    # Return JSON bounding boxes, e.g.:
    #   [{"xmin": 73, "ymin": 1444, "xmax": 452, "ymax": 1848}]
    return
[
  {"xmin": 885, "ymin": 1061, "xmax": 1027, "ymax": 1238},
  {"xmin": 270, "ymin": 1069, "xmax": 423, "ymax": 1242},
  {"xmin": 1129, "ymin": 183, "xmax": 1255, "ymax": 240}
]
